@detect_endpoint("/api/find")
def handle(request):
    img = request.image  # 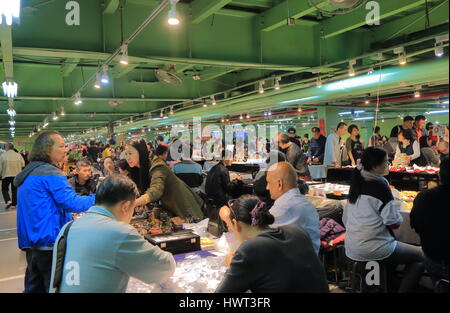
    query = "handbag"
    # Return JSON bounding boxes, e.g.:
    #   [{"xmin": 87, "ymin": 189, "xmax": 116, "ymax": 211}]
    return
[{"xmin": 52, "ymin": 221, "xmax": 74, "ymax": 293}]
